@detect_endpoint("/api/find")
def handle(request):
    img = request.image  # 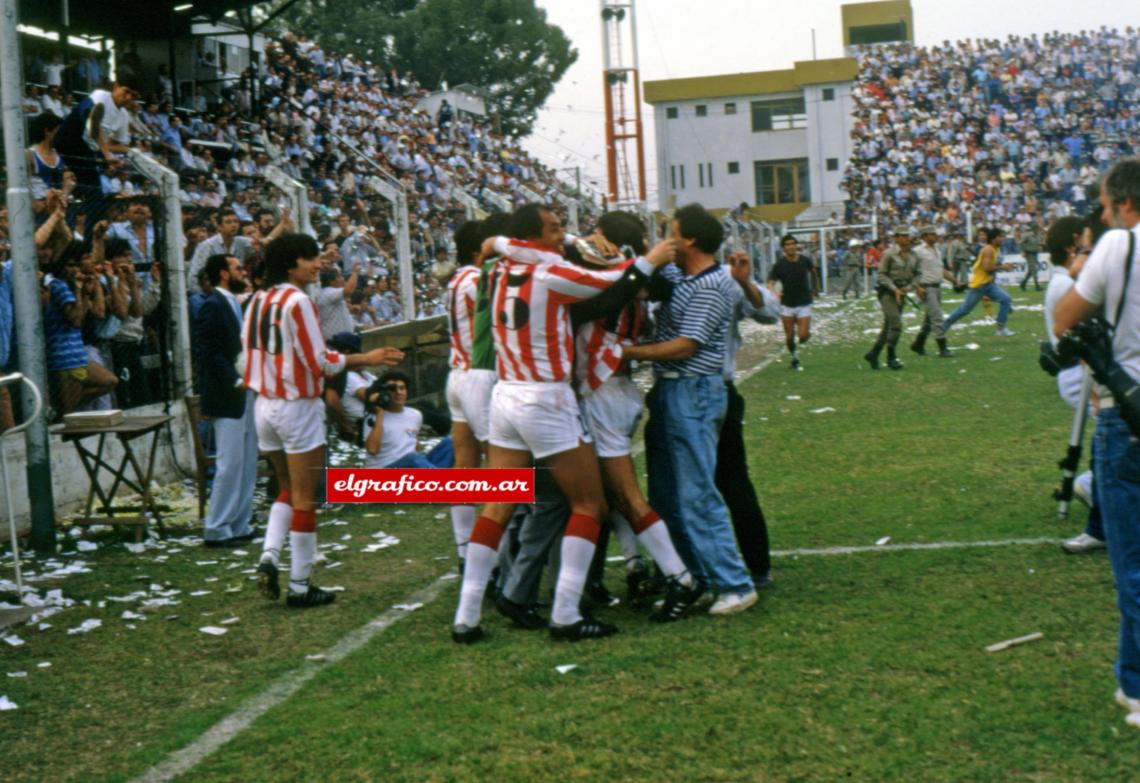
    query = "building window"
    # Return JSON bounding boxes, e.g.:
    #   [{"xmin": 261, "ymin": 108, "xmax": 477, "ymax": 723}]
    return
[
  {"xmin": 822, "ymin": 87, "xmax": 835, "ymax": 102},
  {"xmin": 670, "ymin": 165, "xmax": 676, "ymax": 190},
  {"xmin": 727, "ymin": 161, "xmax": 740, "ymax": 174},
  {"xmin": 707, "ymin": 162, "xmax": 713, "ymax": 188},
  {"xmin": 679, "ymin": 165, "xmax": 685, "ymax": 190},
  {"xmin": 698, "ymin": 163, "xmax": 704, "ymax": 188},
  {"xmin": 666, "ymin": 107, "xmax": 678, "ymax": 119},
  {"xmin": 724, "ymin": 102, "xmax": 737, "ymax": 115},
  {"xmin": 695, "ymin": 104, "xmax": 707, "ymax": 117},
  {"xmin": 826, "ymin": 158, "xmax": 839, "ymax": 171},
  {"xmin": 754, "ymin": 158, "xmax": 810, "ymax": 205},
  {"xmin": 751, "ymin": 97, "xmax": 807, "ymax": 131}
]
